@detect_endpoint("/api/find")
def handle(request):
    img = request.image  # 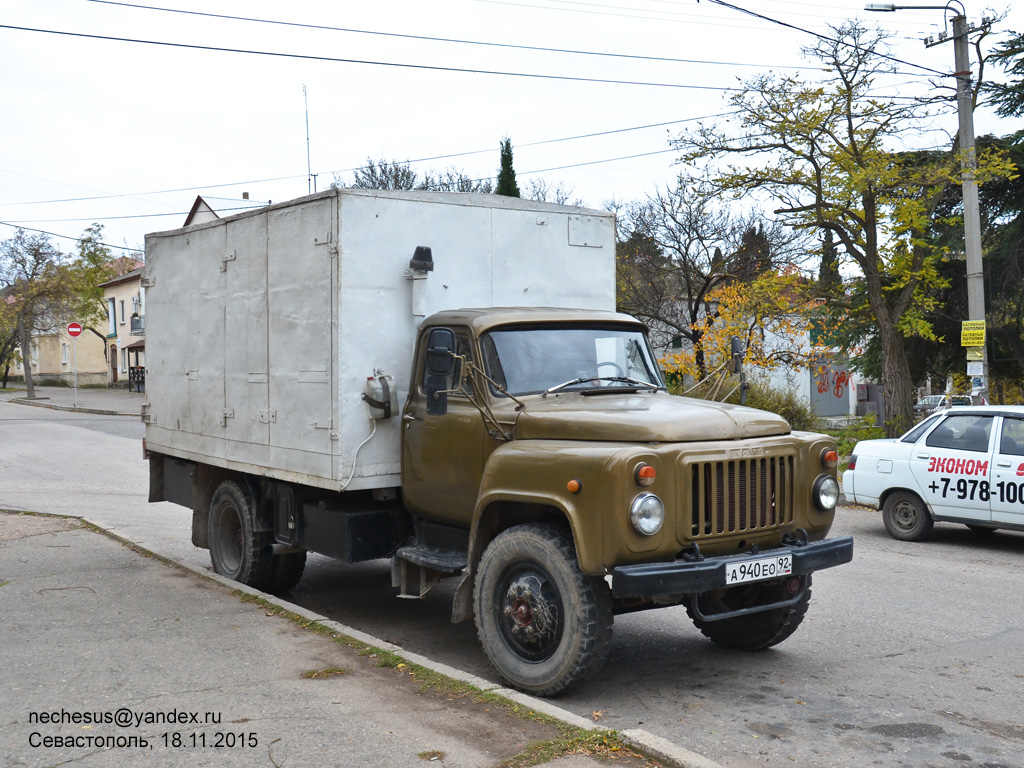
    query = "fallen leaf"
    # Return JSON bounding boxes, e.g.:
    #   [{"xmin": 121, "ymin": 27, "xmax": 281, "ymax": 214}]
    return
[{"xmin": 592, "ymin": 710, "xmax": 608, "ymax": 721}]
